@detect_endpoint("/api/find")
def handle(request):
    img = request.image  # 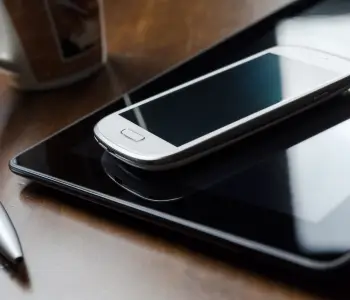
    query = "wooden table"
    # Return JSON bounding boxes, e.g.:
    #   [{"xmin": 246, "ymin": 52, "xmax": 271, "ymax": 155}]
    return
[{"xmin": 0, "ymin": 1, "xmax": 341, "ymax": 299}]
